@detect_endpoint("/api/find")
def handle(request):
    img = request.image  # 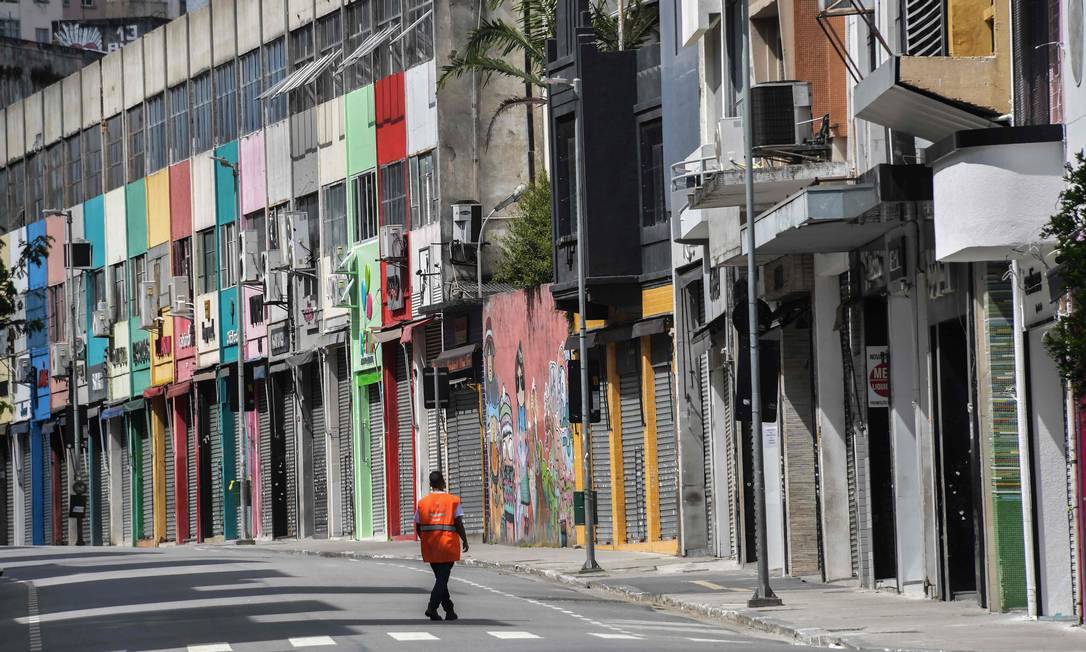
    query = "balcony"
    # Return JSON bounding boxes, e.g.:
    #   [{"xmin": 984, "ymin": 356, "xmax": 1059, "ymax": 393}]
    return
[{"xmin": 927, "ymin": 126, "xmax": 1065, "ymax": 263}]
